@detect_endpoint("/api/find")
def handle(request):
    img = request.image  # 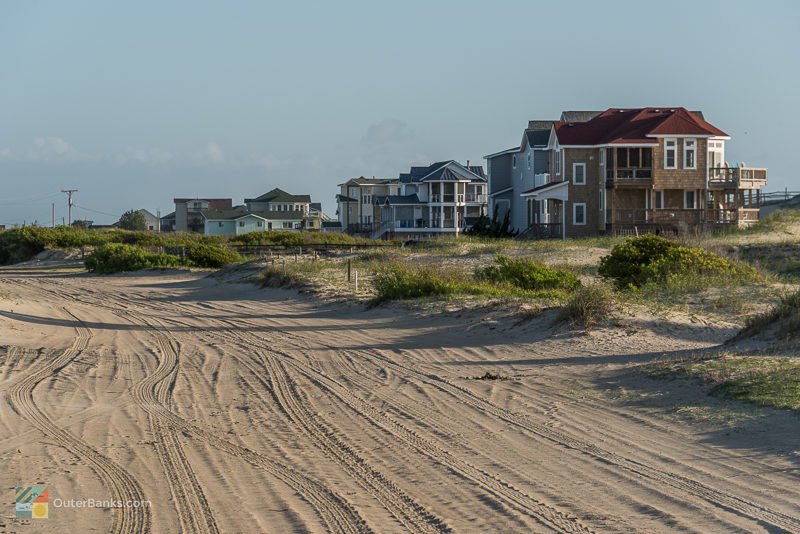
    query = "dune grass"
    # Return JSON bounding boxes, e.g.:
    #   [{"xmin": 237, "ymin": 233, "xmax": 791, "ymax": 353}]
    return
[{"xmin": 645, "ymin": 353, "xmax": 800, "ymax": 411}]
